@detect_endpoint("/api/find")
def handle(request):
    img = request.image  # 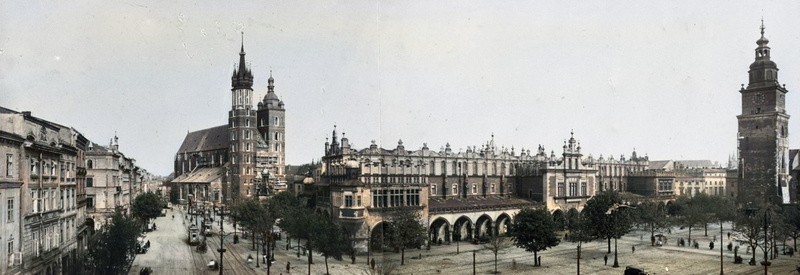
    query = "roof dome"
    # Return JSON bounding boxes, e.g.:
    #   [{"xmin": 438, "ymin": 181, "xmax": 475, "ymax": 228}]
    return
[{"xmin": 303, "ymin": 177, "xmax": 315, "ymax": 184}]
